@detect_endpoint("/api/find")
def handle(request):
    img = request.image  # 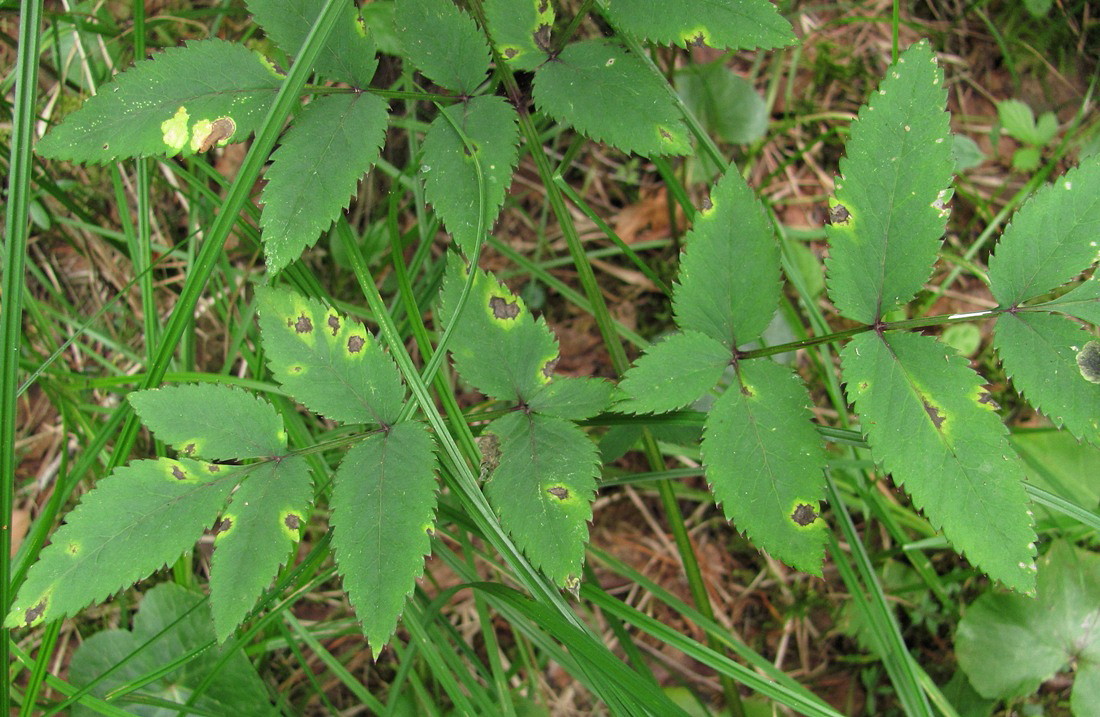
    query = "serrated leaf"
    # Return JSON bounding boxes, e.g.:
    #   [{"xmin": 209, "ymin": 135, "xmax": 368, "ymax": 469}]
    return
[
  {"xmin": 617, "ymin": 331, "xmax": 731, "ymax": 414},
  {"xmin": 421, "ymin": 95, "xmax": 520, "ymax": 257},
  {"xmin": 438, "ymin": 254, "xmax": 559, "ymax": 403},
  {"xmin": 485, "ymin": 412, "xmax": 598, "ymax": 587},
  {"xmin": 824, "ymin": 41, "xmax": 954, "ymax": 324},
  {"xmin": 701, "ymin": 360, "xmax": 827, "ymax": 573},
  {"xmin": 533, "ymin": 40, "xmax": 691, "ymax": 156},
  {"xmin": 672, "ymin": 169, "xmax": 780, "ymax": 348},
  {"xmin": 248, "ymin": 0, "xmax": 377, "ymax": 86},
  {"xmin": 527, "ymin": 376, "xmax": 614, "ymax": 420},
  {"xmin": 483, "ymin": 0, "xmax": 553, "ymax": 70},
  {"xmin": 993, "ymin": 311, "xmax": 1100, "ymax": 443},
  {"xmin": 36, "ymin": 40, "xmax": 284, "ymax": 163},
  {"xmin": 394, "ymin": 0, "xmax": 490, "ymax": 94},
  {"xmin": 987, "ymin": 158, "xmax": 1100, "ymax": 307},
  {"xmin": 257, "ymin": 286, "xmax": 406, "ymax": 426},
  {"xmin": 332, "ymin": 422, "xmax": 437, "ymax": 651},
  {"xmin": 5, "ymin": 458, "xmax": 240, "ymax": 629},
  {"xmin": 841, "ymin": 331, "xmax": 1037, "ymax": 591},
  {"xmin": 1040, "ymin": 277, "xmax": 1100, "ymax": 324},
  {"xmin": 602, "ymin": 0, "xmax": 795, "ymax": 51},
  {"xmin": 209, "ymin": 456, "xmax": 314, "ymax": 641},
  {"xmin": 128, "ymin": 384, "xmax": 286, "ymax": 461},
  {"xmin": 675, "ymin": 61, "xmax": 768, "ymax": 145},
  {"xmin": 260, "ymin": 92, "xmax": 389, "ymax": 273}
]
